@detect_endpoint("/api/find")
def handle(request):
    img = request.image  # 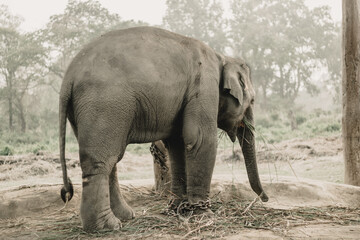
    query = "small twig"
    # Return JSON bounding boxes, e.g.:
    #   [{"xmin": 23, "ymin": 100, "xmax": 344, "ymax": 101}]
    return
[
  {"xmin": 181, "ymin": 220, "xmax": 213, "ymax": 239},
  {"xmin": 298, "ymin": 228, "xmax": 311, "ymax": 237},
  {"xmin": 52, "ymin": 193, "xmax": 70, "ymax": 214},
  {"xmin": 290, "ymin": 220, "xmax": 345, "ymax": 228},
  {"xmin": 267, "ymin": 161, "xmax": 272, "ymax": 183},
  {"xmin": 211, "ymin": 191, "xmax": 222, "ymax": 200},
  {"xmin": 286, "ymin": 156, "xmax": 299, "ymax": 181},
  {"xmin": 241, "ymin": 197, "xmax": 259, "ymax": 215},
  {"xmin": 24, "ymin": 225, "xmax": 39, "ymax": 238},
  {"xmin": 178, "ymin": 217, "xmax": 191, "ymax": 232},
  {"xmin": 274, "ymin": 162, "xmax": 279, "ymax": 182}
]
